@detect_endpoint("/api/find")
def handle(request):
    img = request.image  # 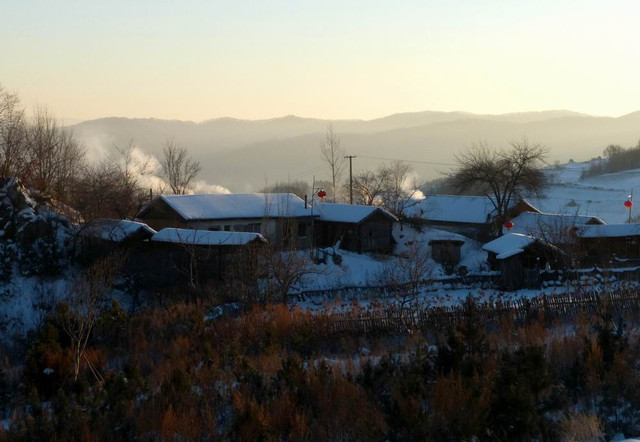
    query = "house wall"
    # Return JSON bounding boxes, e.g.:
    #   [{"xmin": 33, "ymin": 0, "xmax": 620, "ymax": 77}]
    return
[
  {"xmin": 187, "ymin": 218, "xmax": 312, "ymax": 249},
  {"xmin": 344, "ymin": 212, "xmax": 395, "ymax": 253},
  {"xmin": 579, "ymin": 236, "xmax": 640, "ymax": 266},
  {"xmin": 315, "ymin": 213, "xmax": 394, "ymax": 254},
  {"xmin": 430, "ymin": 241, "xmax": 463, "ymax": 273}
]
